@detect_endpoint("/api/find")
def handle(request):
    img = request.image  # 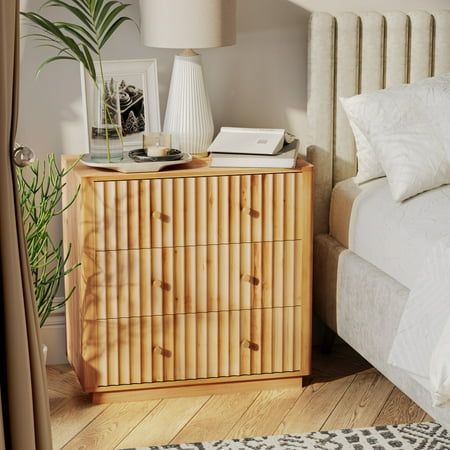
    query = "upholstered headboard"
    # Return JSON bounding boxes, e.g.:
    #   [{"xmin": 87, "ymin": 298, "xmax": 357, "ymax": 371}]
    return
[{"xmin": 307, "ymin": 11, "xmax": 450, "ymax": 234}]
